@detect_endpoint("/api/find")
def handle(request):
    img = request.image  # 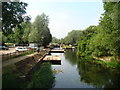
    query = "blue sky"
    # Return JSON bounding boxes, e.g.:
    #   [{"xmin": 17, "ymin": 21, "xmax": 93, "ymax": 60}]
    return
[{"xmin": 21, "ymin": 0, "xmax": 104, "ymax": 39}]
